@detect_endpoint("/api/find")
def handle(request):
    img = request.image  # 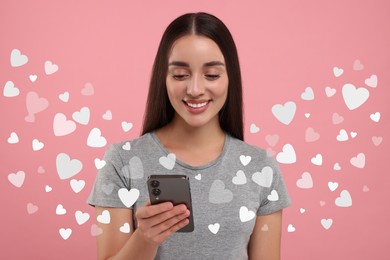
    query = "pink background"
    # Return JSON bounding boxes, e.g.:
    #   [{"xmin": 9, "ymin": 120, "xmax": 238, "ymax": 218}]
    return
[{"xmin": 1, "ymin": 0, "xmax": 389, "ymax": 259}]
